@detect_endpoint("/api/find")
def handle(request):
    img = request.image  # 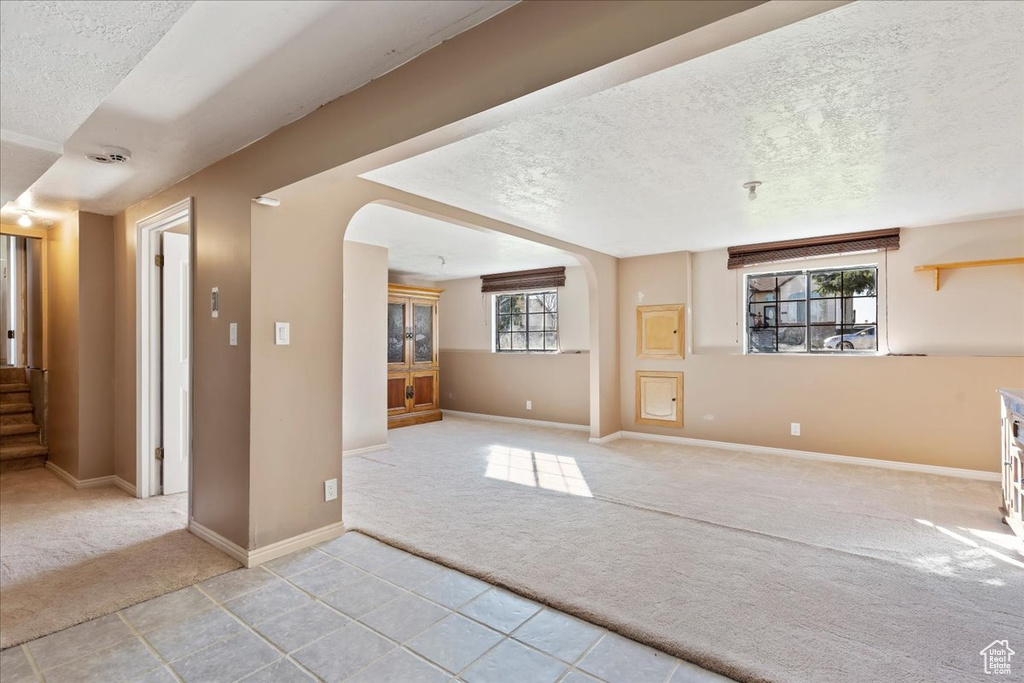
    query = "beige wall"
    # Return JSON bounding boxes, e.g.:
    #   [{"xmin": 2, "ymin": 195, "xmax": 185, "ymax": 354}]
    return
[
  {"xmin": 620, "ymin": 218, "xmax": 1024, "ymax": 471},
  {"xmin": 343, "ymin": 241, "xmax": 388, "ymax": 451},
  {"xmin": 441, "ymin": 351, "xmax": 589, "ymax": 425},
  {"xmin": 110, "ymin": 1, "xmax": 830, "ymax": 549},
  {"xmin": 693, "ymin": 216, "xmax": 1024, "ymax": 355},
  {"xmin": 662, "ymin": 354, "xmax": 1021, "ymax": 470},
  {"xmin": 46, "ymin": 214, "xmax": 80, "ymax": 477},
  {"xmin": 439, "ymin": 266, "xmax": 590, "ymax": 352},
  {"xmin": 45, "ymin": 212, "xmax": 115, "ymax": 480},
  {"xmin": 77, "ymin": 213, "xmax": 115, "ymax": 480},
  {"xmin": 618, "ymin": 250, "xmax": 692, "ymax": 434},
  {"xmin": 112, "ymin": 213, "xmax": 135, "ymax": 484},
  {"xmin": 437, "ymin": 266, "xmax": 591, "ymax": 425}
]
